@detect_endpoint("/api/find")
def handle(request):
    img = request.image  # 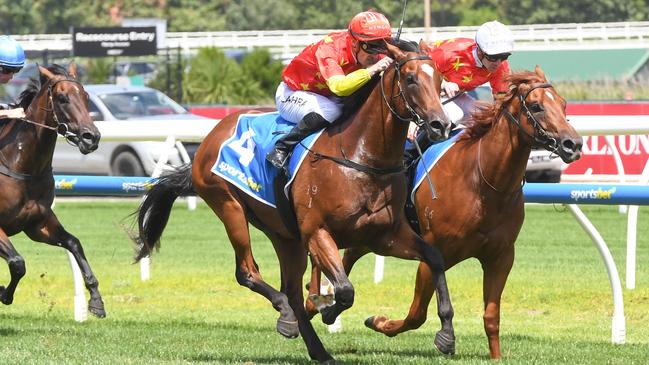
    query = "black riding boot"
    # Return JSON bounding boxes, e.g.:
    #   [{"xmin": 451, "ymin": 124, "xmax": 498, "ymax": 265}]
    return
[
  {"xmin": 403, "ymin": 130, "xmax": 435, "ymax": 167},
  {"xmin": 266, "ymin": 112, "xmax": 329, "ymax": 169}
]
